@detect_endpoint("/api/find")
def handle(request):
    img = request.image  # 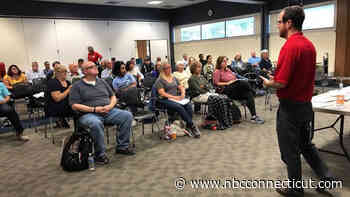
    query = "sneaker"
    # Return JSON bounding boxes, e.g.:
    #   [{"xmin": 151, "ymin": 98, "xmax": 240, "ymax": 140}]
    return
[
  {"xmin": 16, "ymin": 134, "xmax": 30, "ymax": 142},
  {"xmin": 276, "ymin": 188, "xmax": 304, "ymax": 197},
  {"xmin": 95, "ymin": 154, "xmax": 110, "ymax": 165},
  {"xmin": 183, "ymin": 129, "xmax": 193, "ymax": 137},
  {"xmin": 190, "ymin": 125, "xmax": 201, "ymax": 138},
  {"xmin": 251, "ymin": 115, "xmax": 264, "ymax": 124},
  {"xmin": 115, "ymin": 147, "xmax": 136, "ymax": 155}
]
